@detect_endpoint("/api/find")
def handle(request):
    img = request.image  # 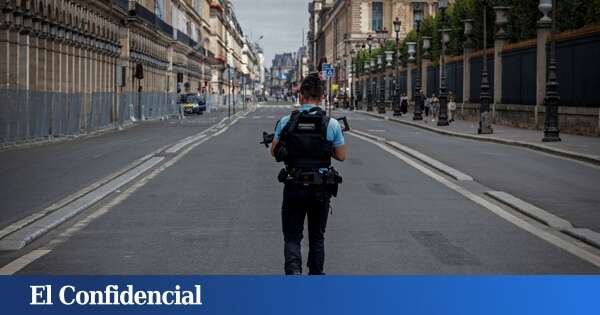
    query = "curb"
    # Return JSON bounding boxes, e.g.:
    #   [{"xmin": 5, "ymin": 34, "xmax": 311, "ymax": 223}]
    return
[
  {"xmin": 486, "ymin": 191, "xmax": 600, "ymax": 249},
  {"xmin": 357, "ymin": 111, "xmax": 600, "ymax": 166},
  {"xmin": 350, "ymin": 130, "xmax": 473, "ymax": 181},
  {"xmin": 486, "ymin": 191, "xmax": 573, "ymax": 230}
]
